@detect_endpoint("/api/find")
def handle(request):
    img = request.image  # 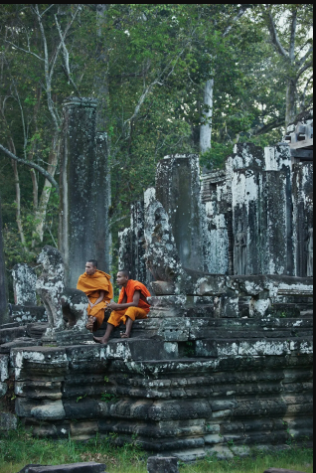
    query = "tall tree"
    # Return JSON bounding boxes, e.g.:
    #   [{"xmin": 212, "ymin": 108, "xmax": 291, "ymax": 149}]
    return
[{"xmin": 259, "ymin": 4, "xmax": 313, "ymax": 125}]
